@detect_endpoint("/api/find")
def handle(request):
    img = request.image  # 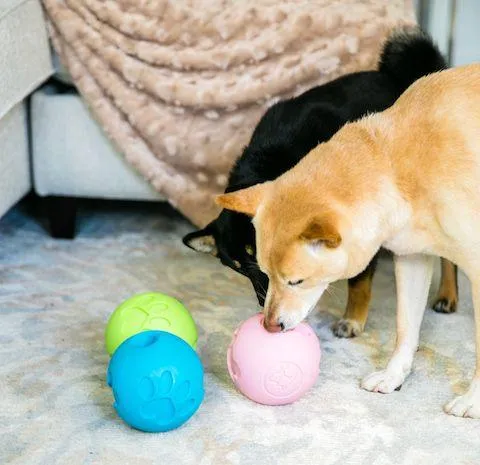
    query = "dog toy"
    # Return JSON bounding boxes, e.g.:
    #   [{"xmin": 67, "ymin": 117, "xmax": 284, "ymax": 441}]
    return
[
  {"xmin": 108, "ymin": 330, "xmax": 204, "ymax": 432},
  {"xmin": 105, "ymin": 293, "xmax": 204, "ymax": 432},
  {"xmin": 227, "ymin": 313, "xmax": 321, "ymax": 405},
  {"xmin": 105, "ymin": 292, "xmax": 198, "ymax": 356}
]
